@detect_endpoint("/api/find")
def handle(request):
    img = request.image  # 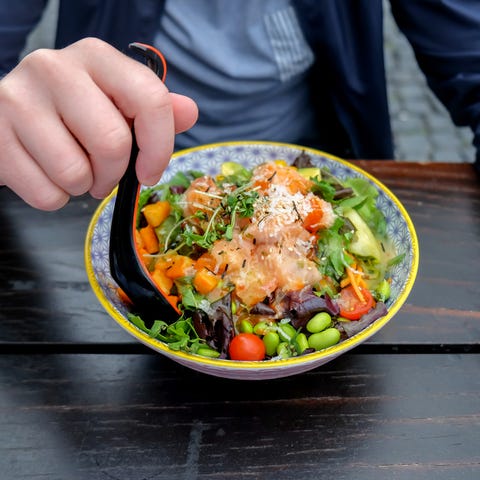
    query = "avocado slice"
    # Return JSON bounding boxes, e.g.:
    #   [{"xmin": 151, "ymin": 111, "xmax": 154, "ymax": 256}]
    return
[
  {"xmin": 343, "ymin": 209, "xmax": 382, "ymax": 261},
  {"xmin": 298, "ymin": 167, "xmax": 321, "ymax": 180}
]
